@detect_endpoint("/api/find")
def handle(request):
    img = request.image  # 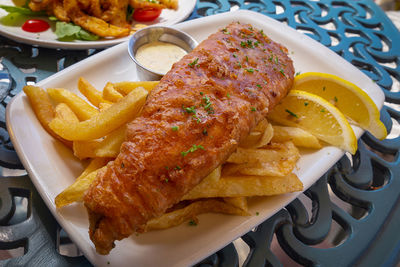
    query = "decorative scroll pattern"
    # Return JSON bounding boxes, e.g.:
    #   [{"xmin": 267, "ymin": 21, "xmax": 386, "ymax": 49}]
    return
[{"xmin": 1, "ymin": 0, "xmax": 399, "ymax": 266}]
